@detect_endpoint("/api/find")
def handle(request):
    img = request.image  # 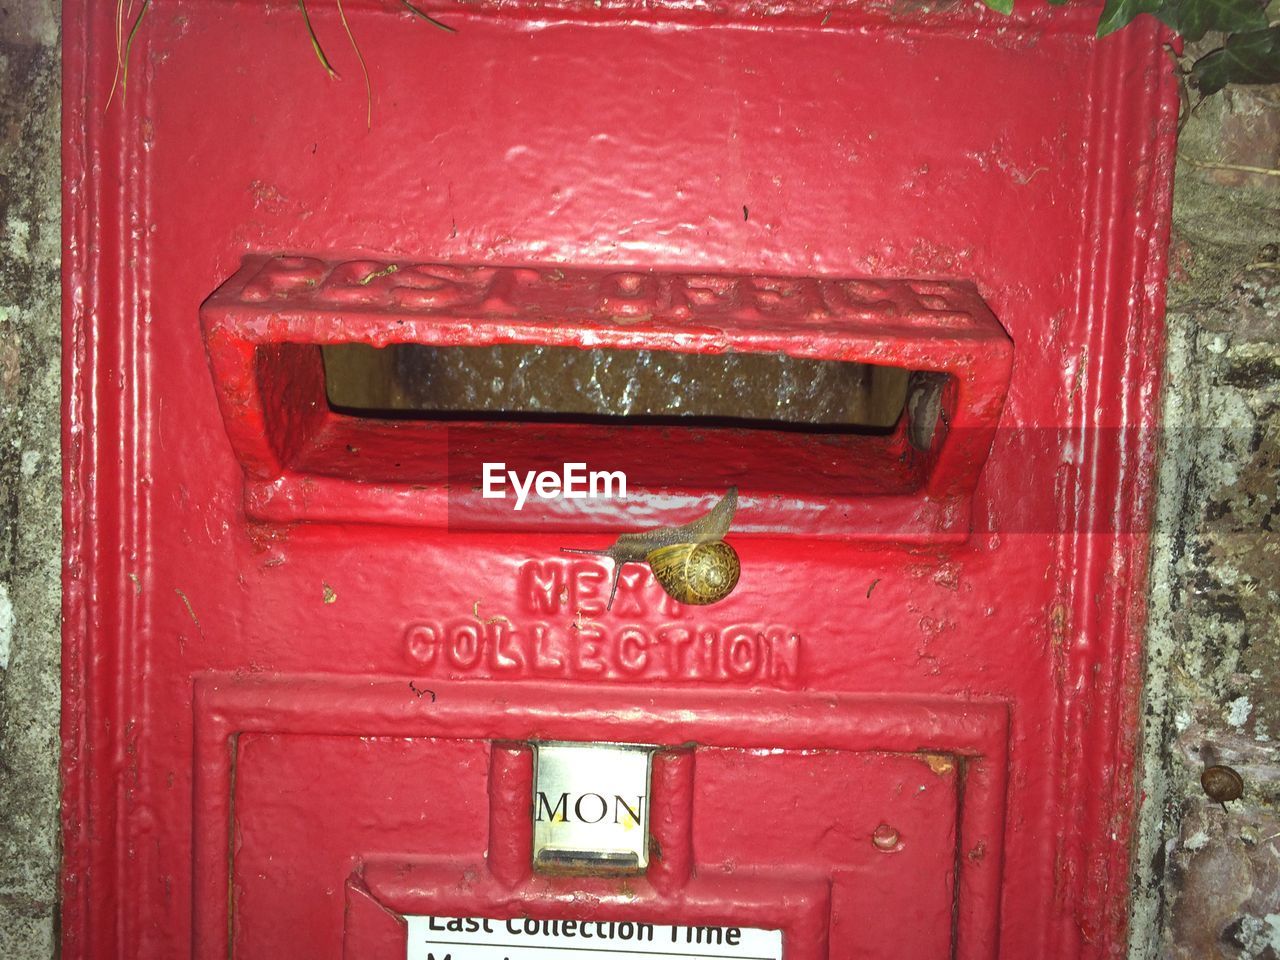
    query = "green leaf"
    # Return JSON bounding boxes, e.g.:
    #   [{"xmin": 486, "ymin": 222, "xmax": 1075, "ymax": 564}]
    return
[
  {"xmin": 1155, "ymin": 0, "xmax": 1268, "ymax": 43},
  {"xmin": 1191, "ymin": 49, "xmax": 1231, "ymax": 93},
  {"xmin": 1096, "ymin": 0, "xmax": 1161, "ymax": 37},
  {"xmin": 1191, "ymin": 26, "xmax": 1280, "ymax": 95}
]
